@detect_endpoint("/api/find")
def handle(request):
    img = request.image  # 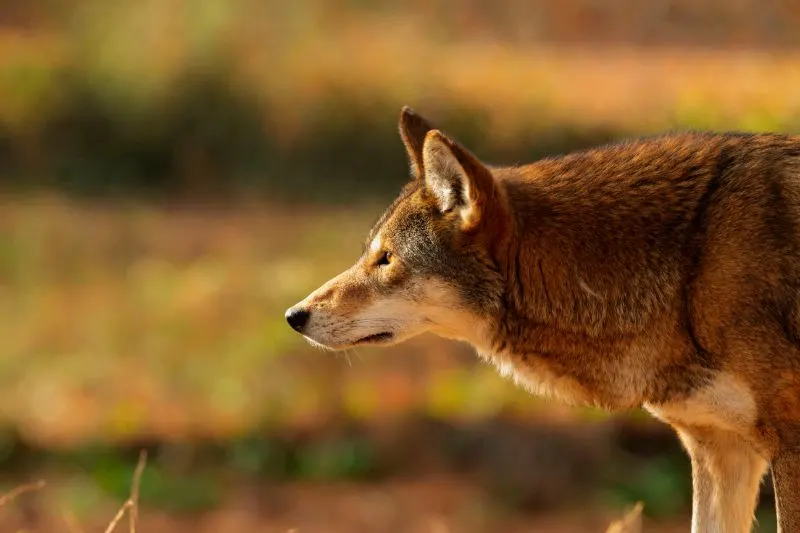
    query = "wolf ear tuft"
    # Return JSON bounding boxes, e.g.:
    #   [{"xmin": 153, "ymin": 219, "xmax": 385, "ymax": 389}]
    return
[
  {"xmin": 398, "ymin": 106, "xmax": 435, "ymax": 179},
  {"xmin": 422, "ymin": 130, "xmax": 496, "ymax": 233}
]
